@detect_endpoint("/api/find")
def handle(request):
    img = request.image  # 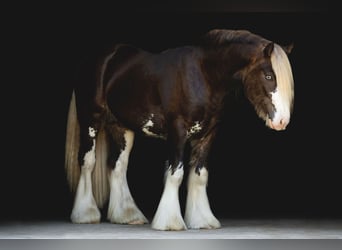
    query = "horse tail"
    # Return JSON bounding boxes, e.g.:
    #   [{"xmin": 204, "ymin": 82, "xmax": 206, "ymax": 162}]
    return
[
  {"xmin": 65, "ymin": 90, "xmax": 110, "ymax": 208},
  {"xmin": 65, "ymin": 90, "xmax": 80, "ymax": 195},
  {"xmin": 92, "ymin": 124, "xmax": 110, "ymax": 208}
]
